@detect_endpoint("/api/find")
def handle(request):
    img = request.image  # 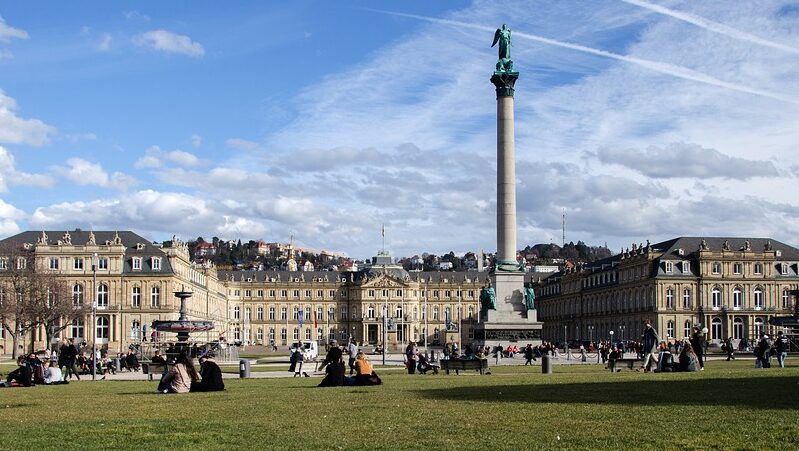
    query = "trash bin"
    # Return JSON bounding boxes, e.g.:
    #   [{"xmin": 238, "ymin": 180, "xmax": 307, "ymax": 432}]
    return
[
  {"xmin": 542, "ymin": 354, "xmax": 552, "ymax": 374},
  {"xmin": 114, "ymin": 358, "xmax": 122, "ymax": 373},
  {"xmin": 239, "ymin": 359, "xmax": 250, "ymax": 378}
]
